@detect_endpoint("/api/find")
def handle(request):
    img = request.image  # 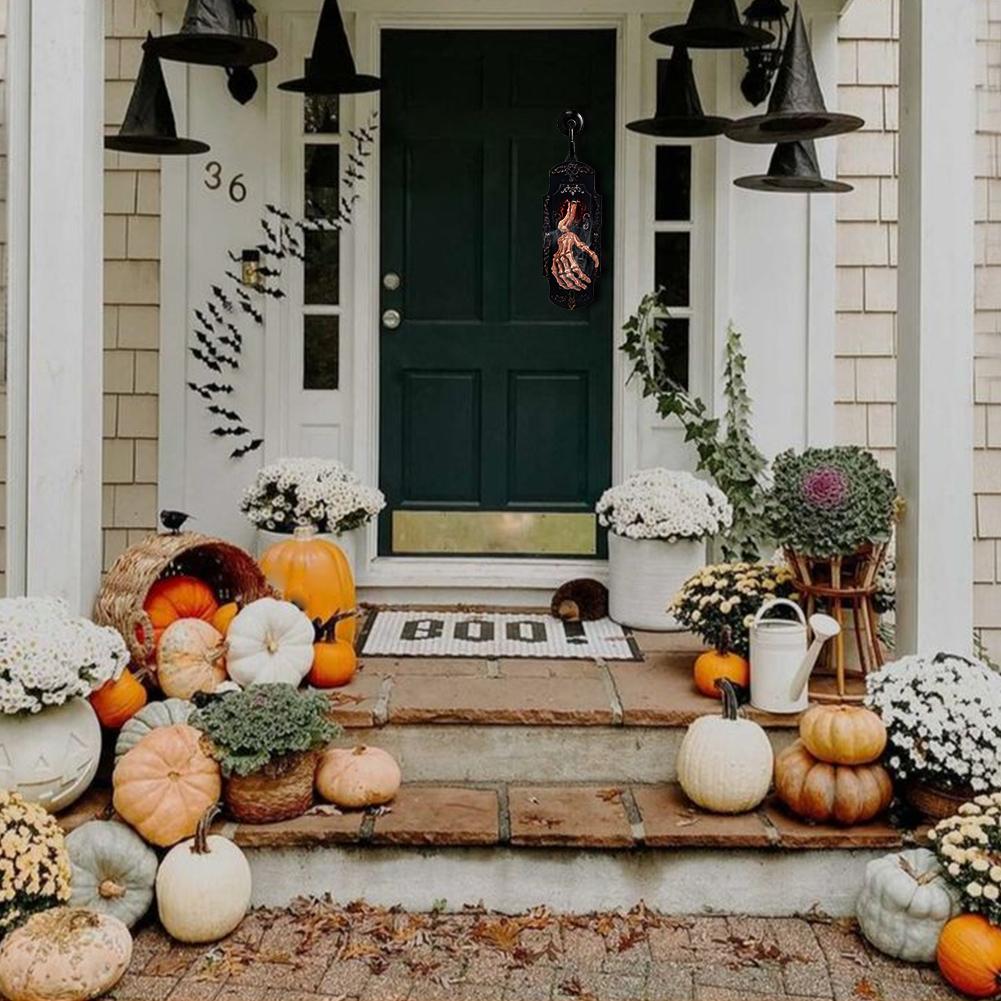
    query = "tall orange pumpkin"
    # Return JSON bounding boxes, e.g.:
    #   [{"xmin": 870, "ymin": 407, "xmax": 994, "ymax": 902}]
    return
[
  {"xmin": 142, "ymin": 576, "xmax": 219, "ymax": 647},
  {"xmin": 260, "ymin": 527, "xmax": 356, "ymax": 644},
  {"xmin": 90, "ymin": 670, "xmax": 148, "ymax": 729},
  {"xmin": 937, "ymin": 915, "xmax": 1001, "ymax": 999}
]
